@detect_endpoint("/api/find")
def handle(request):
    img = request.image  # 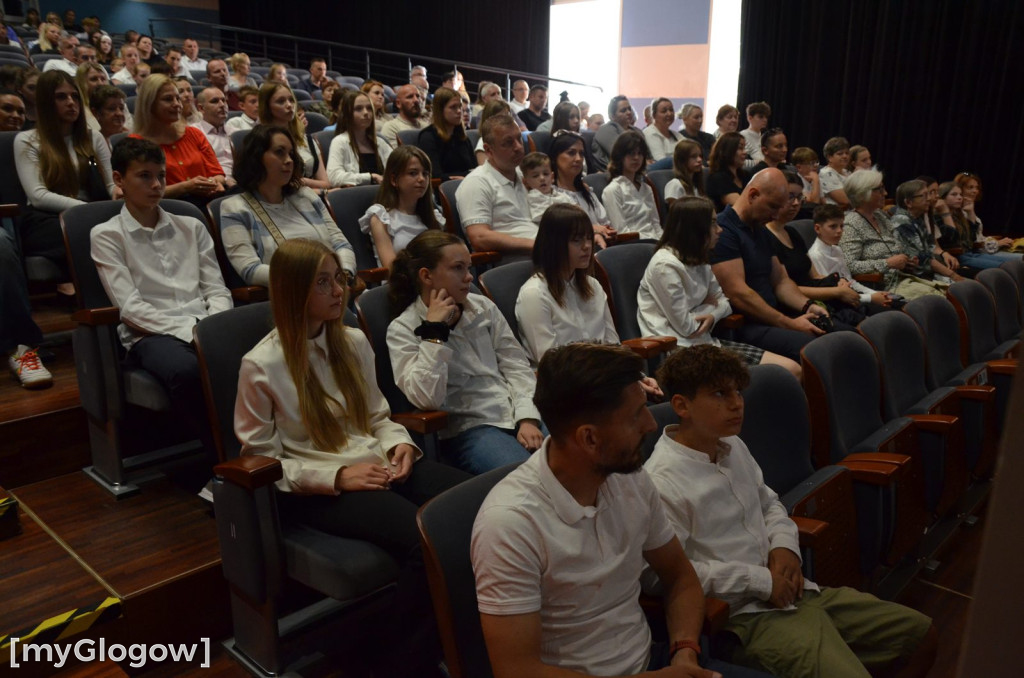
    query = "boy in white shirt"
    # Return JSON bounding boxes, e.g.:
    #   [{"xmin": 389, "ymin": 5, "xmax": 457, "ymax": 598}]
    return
[
  {"xmin": 645, "ymin": 345, "xmax": 936, "ymax": 678},
  {"xmin": 225, "ymin": 85, "xmax": 259, "ymax": 133},
  {"xmin": 520, "ymin": 152, "xmax": 573, "ymax": 224}
]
